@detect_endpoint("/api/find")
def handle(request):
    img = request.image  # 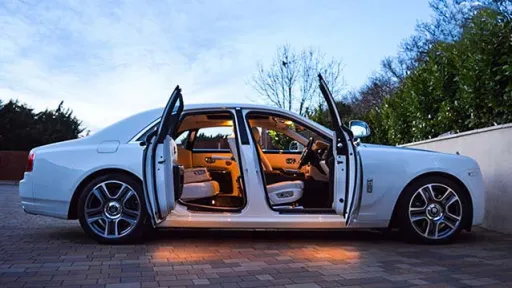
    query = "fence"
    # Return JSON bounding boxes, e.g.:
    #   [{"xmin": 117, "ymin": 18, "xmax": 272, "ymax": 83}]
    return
[
  {"xmin": 0, "ymin": 151, "xmax": 29, "ymax": 181},
  {"xmin": 402, "ymin": 123, "xmax": 512, "ymax": 234}
]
